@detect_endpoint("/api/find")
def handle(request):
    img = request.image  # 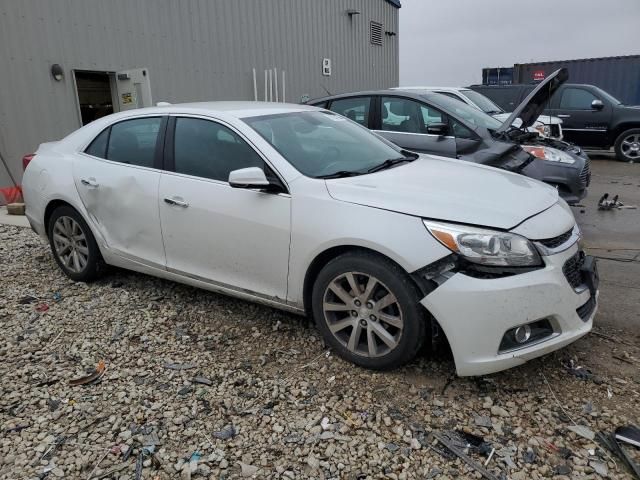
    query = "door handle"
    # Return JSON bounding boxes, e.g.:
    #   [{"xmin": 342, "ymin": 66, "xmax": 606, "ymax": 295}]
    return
[
  {"xmin": 164, "ymin": 197, "xmax": 189, "ymax": 208},
  {"xmin": 80, "ymin": 178, "xmax": 99, "ymax": 188},
  {"xmin": 557, "ymin": 114, "xmax": 571, "ymax": 118}
]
